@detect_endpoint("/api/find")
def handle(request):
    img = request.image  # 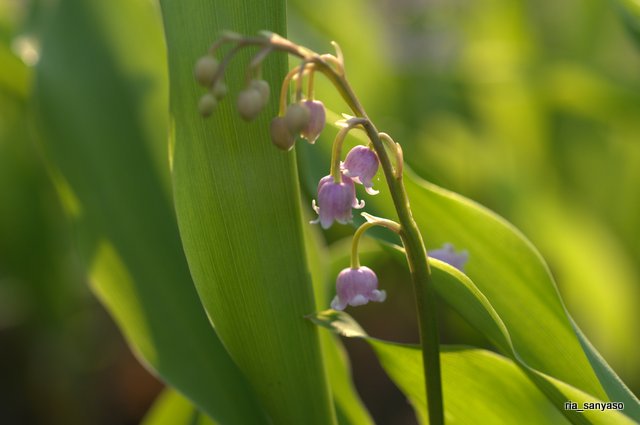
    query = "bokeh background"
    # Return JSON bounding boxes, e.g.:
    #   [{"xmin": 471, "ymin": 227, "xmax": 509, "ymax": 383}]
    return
[{"xmin": 1, "ymin": 0, "xmax": 638, "ymax": 423}]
